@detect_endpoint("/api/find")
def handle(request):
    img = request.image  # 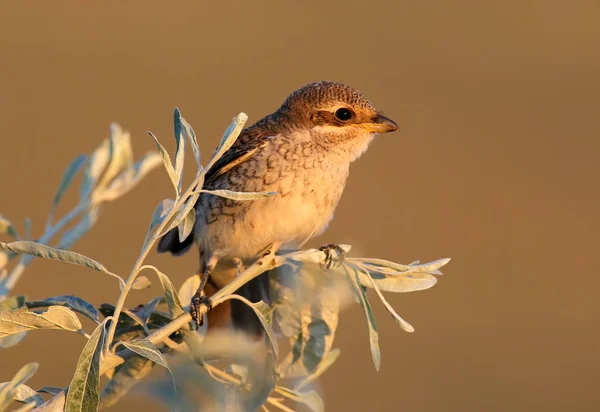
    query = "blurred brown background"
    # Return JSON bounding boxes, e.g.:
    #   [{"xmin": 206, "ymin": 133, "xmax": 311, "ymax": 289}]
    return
[{"xmin": 1, "ymin": 1, "xmax": 599, "ymax": 411}]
